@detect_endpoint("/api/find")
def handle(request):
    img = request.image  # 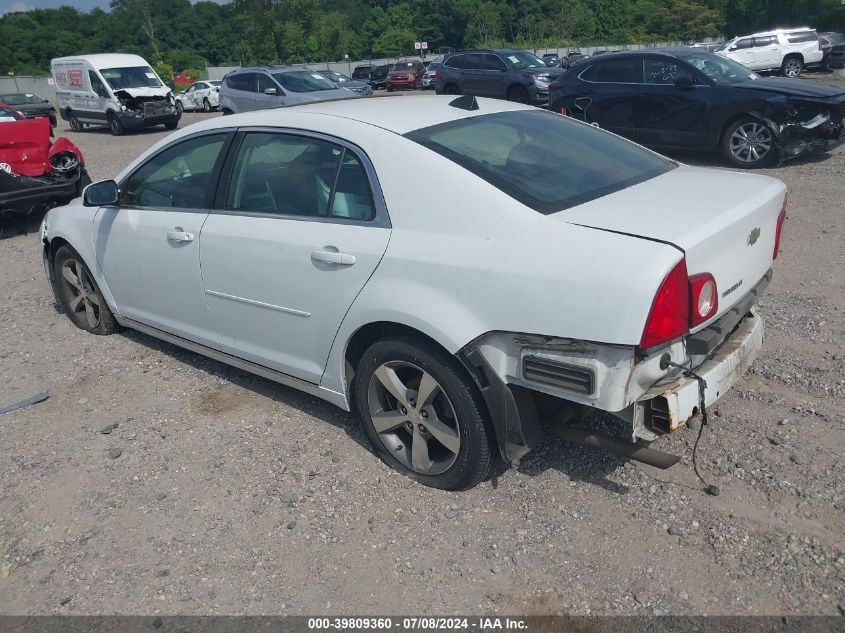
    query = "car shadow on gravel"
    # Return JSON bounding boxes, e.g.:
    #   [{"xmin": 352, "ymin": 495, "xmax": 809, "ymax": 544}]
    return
[
  {"xmin": 661, "ymin": 148, "xmax": 839, "ymax": 169},
  {"xmin": 513, "ymin": 414, "xmax": 636, "ymax": 495},
  {"xmin": 120, "ymin": 329, "xmax": 374, "ymax": 451}
]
